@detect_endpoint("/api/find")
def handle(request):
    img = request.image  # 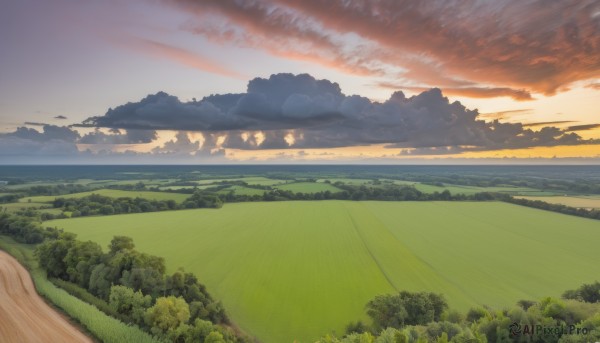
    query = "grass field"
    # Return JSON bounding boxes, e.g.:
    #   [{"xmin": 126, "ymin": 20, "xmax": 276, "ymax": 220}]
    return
[
  {"xmin": 217, "ymin": 185, "xmax": 267, "ymax": 196},
  {"xmin": 20, "ymin": 189, "xmax": 190, "ymax": 204},
  {"xmin": 195, "ymin": 177, "xmax": 286, "ymax": 186},
  {"xmin": 275, "ymin": 182, "xmax": 342, "ymax": 193},
  {"xmin": 408, "ymin": 183, "xmax": 560, "ymax": 196},
  {"xmin": 516, "ymin": 195, "xmax": 600, "ymax": 209},
  {"xmin": 317, "ymin": 178, "xmax": 373, "ymax": 185},
  {"xmin": 48, "ymin": 201, "xmax": 600, "ymax": 343}
]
